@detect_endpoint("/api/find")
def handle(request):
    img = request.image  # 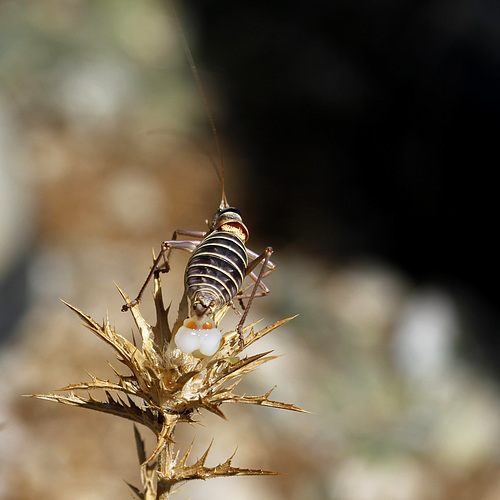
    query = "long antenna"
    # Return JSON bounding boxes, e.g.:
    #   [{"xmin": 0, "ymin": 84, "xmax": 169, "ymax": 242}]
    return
[{"xmin": 170, "ymin": 2, "xmax": 228, "ymax": 209}]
